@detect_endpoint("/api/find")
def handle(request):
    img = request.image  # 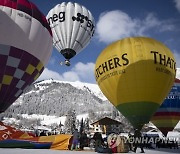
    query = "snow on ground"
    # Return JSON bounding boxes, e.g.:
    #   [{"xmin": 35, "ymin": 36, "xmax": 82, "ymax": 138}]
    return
[
  {"xmin": 19, "ymin": 114, "xmax": 66, "ymax": 126},
  {"xmin": 3, "ymin": 117, "xmax": 21, "ymax": 125},
  {"xmin": 76, "ymin": 113, "xmax": 88, "ymax": 121},
  {"xmin": 14, "ymin": 113, "xmax": 89, "ymax": 127},
  {"xmin": 0, "ymin": 148, "xmax": 180, "ymax": 154},
  {"xmin": 0, "ymin": 149, "xmax": 95, "ymax": 154}
]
